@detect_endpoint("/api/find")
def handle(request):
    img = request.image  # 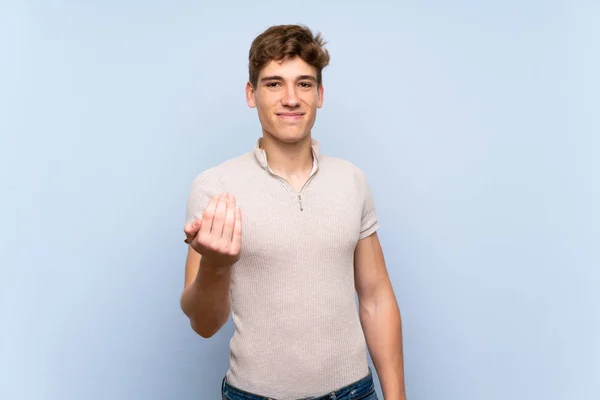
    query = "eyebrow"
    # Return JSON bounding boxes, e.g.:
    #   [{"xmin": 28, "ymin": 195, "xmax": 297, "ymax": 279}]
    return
[{"xmin": 260, "ymin": 75, "xmax": 317, "ymax": 83}]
